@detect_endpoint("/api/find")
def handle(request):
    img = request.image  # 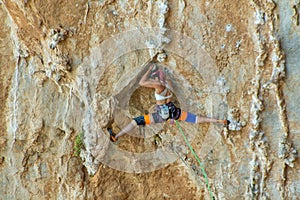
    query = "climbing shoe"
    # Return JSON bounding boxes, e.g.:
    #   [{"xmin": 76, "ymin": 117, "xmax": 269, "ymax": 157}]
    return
[
  {"xmin": 223, "ymin": 120, "xmax": 230, "ymax": 127},
  {"xmin": 107, "ymin": 128, "xmax": 117, "ymax": 142}
]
